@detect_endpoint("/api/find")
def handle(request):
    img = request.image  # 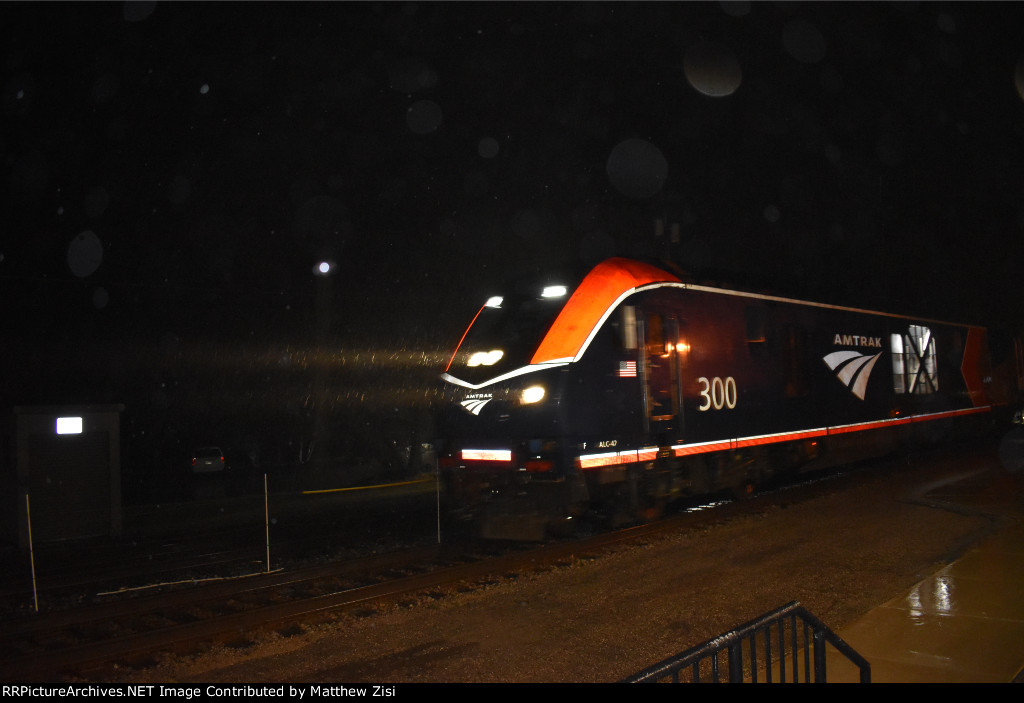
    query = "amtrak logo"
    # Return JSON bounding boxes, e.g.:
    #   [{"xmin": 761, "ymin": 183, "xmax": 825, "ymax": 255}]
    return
[
  {"xmin": 460, "ymin": 393, "xmax": 493, "ymax": 415},
  {"xmin": 823, "ymin": 350, "xmax": 882, "ymax": 401}
]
